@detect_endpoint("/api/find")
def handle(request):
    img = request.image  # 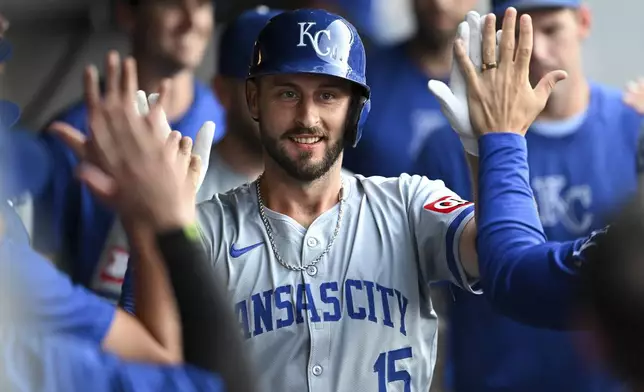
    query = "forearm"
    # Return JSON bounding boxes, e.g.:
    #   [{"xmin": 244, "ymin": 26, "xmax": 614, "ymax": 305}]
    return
[
  {"xmin": 157, "ymin": 225, "xmax": 255, "ymax": 392},
  {"xmin": 125, "ymin": 222, "xmax": 182, "ymax": 362},
  {"xmin": 476, "ymin": 134, "xmax": 580, "ymax": 330}
]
